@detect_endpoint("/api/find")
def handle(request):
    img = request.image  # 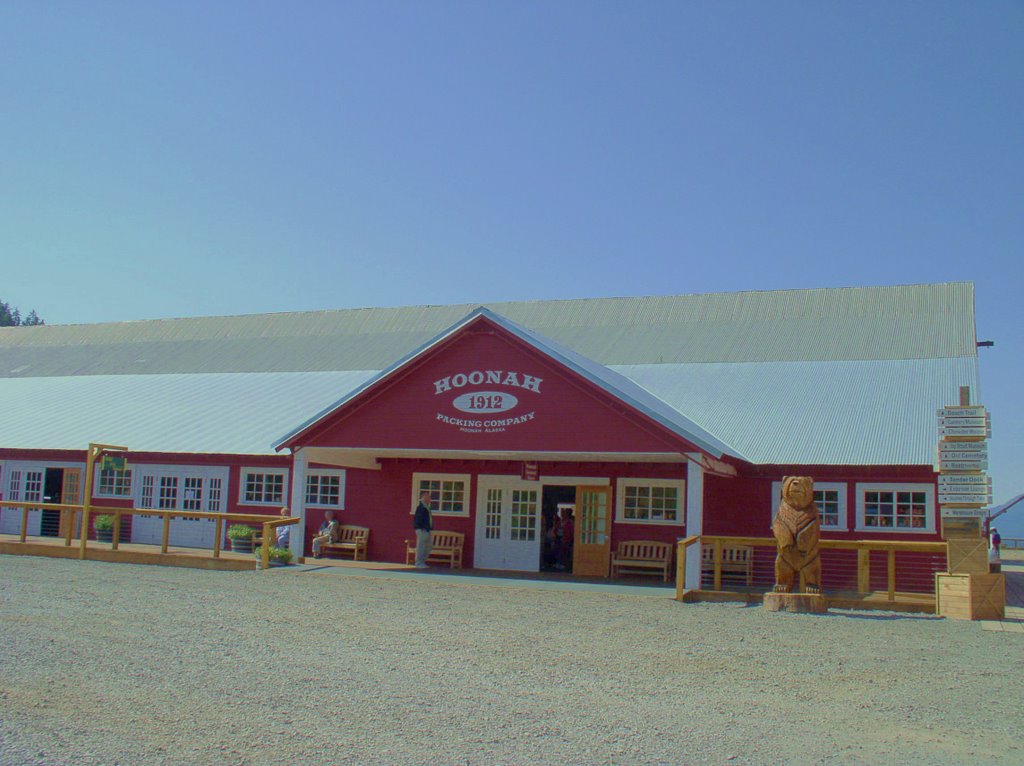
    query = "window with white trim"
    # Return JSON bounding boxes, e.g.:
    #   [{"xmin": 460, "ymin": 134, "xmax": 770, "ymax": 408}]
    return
[
  {"xmin": 207, "ymin": 477, "xmax": 223, "ymax": 512},
  {"xmin": 412, "ymin": 473, "xmax": 470, "ymax": 516},
  {"xmin": 96, "ymin": 467, "xmax": 133, "ymax": 497},
  {"xmin": 158, "ymin": 476, "xmax": 179, "ymax": 509},
  {"xmin": 616, "ymin": 479, "xmax": 685, "ymax": 524},
  {"xmin": 140, "ymin": 475, "xmax": 156, "ymax": 508},
  {"xmin": 771, "ymin": 481, "xmax": 847, "ymax": 531},
  {"xmin": 305, "ymin": 470, "xmax": 345, "ymax": 508},
  {"xmin": 7, "ymin": 470, "xmax": 23, "ymax": 501},
  {"xmin": 19, "ymin": 471, "xmax": 43, "ymax": 503},
  {"xmin": 855, "ymin": 483, "xmax": 935, "ymax": 533},
  {"xmin": 240, "ymin": 469, "xmax": 288, "ymax": 506}
]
